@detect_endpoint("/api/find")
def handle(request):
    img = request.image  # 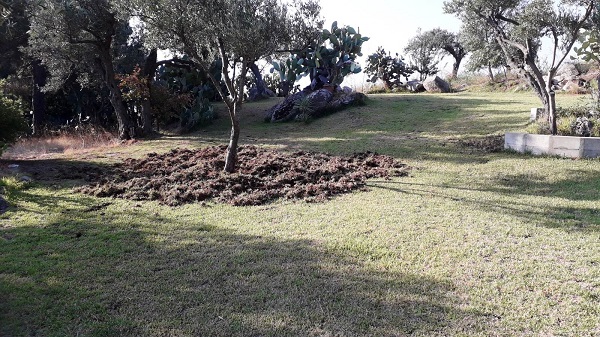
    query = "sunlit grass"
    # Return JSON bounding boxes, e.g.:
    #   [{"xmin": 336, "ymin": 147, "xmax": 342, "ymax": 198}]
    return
[{"xmin": 1, "ymin": 92, "xmax": 598, "ymax": 336}]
